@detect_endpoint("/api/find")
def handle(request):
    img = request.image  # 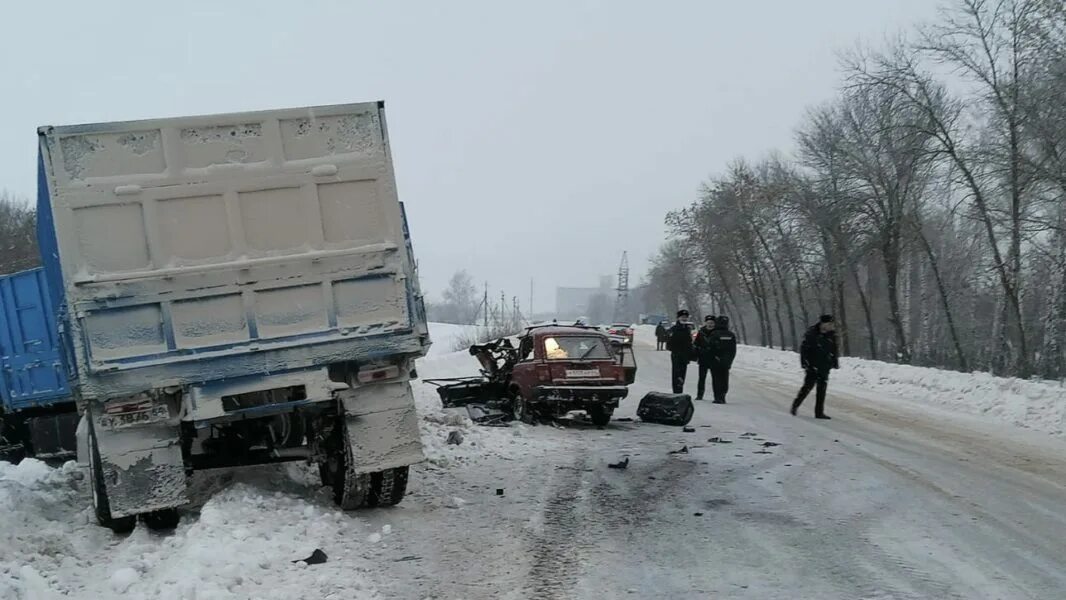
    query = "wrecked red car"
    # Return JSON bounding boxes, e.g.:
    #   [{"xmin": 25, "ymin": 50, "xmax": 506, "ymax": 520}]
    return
[{"xmin": 430, "ymin": 325, "xmax": 636, "ymax": 426}]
